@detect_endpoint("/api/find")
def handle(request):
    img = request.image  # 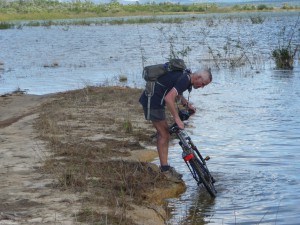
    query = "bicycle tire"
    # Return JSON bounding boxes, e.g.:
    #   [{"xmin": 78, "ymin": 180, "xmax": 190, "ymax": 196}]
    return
[{"xmin": 189, "ymin": 157, "xmax": 217, "ymax": 198}]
